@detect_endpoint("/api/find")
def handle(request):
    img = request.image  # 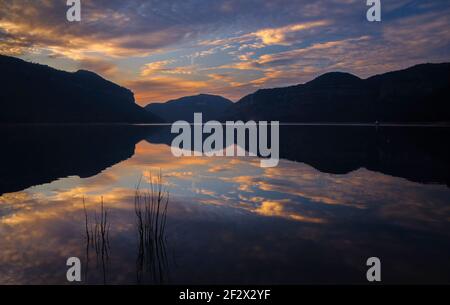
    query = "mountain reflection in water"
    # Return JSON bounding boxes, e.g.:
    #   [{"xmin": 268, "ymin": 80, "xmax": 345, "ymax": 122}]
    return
[{"xmin": 0, "ymin": 125, "xmax": 449, "ymax": 284}]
